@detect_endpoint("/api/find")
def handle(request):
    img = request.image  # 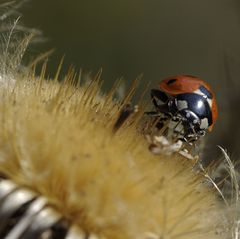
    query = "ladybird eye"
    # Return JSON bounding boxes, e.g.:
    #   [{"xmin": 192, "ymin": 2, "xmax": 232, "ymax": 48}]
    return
[{"xmin": 167, "ymin": 79, "xmax": 177, "ymax": 85}]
